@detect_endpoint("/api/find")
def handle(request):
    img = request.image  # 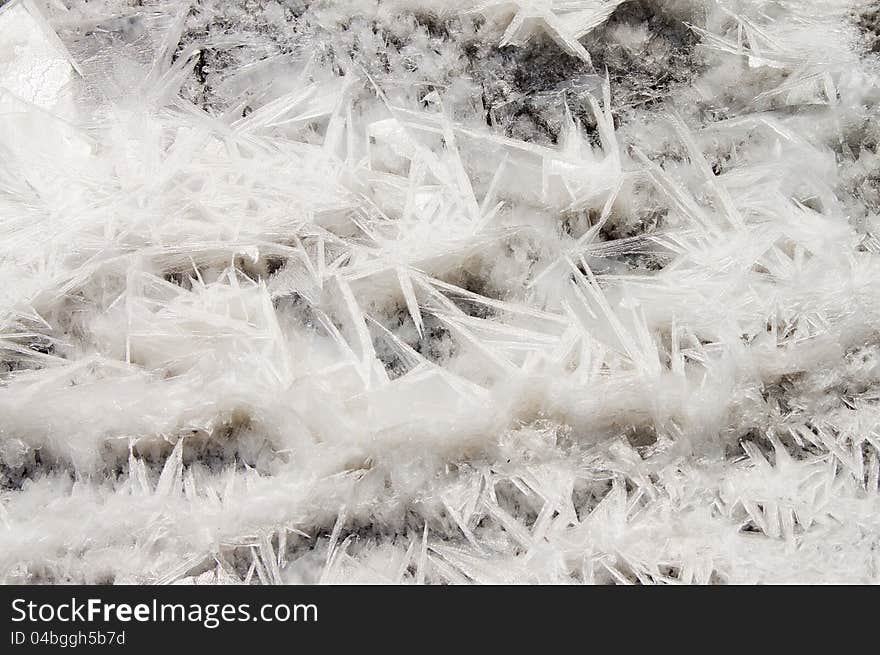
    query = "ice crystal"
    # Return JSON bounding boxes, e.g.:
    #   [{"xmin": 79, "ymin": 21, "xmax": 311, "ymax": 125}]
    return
[{"xmin": 1, "ymin": 0, "xmax": 880, "ymax": 584}]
